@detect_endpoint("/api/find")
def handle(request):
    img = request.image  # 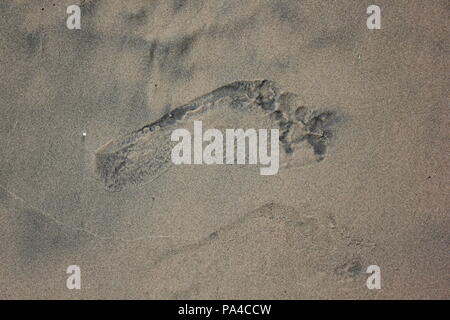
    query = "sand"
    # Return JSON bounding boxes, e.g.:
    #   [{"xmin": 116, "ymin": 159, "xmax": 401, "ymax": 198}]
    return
[{"xmin": 0, "ymin": 0, "xmax": 448, "ymax": 299}]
